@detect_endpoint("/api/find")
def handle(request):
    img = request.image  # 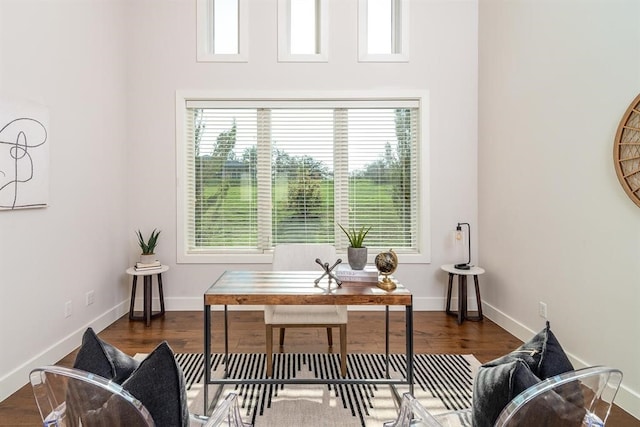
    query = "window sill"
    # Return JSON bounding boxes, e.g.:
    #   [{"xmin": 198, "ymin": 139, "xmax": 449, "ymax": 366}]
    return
[{"xmin": 177, "ymin": 251, "xmax": 430, "ymax": 265}]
